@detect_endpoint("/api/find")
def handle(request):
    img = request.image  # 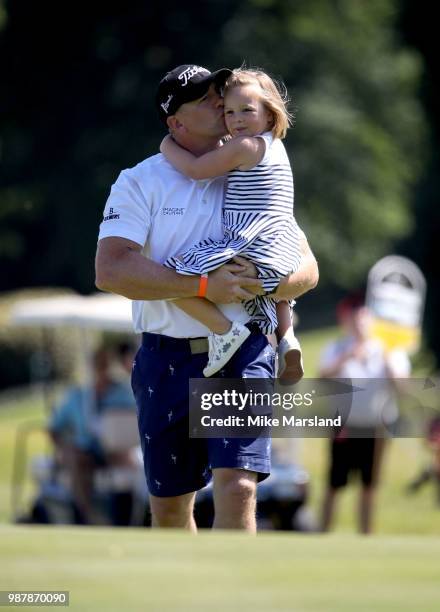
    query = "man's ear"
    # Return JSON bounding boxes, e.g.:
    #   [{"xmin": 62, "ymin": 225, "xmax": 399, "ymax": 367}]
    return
[{"xmin": 167, "ymin": 115, "xmax": 184, "ymax": 132}]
